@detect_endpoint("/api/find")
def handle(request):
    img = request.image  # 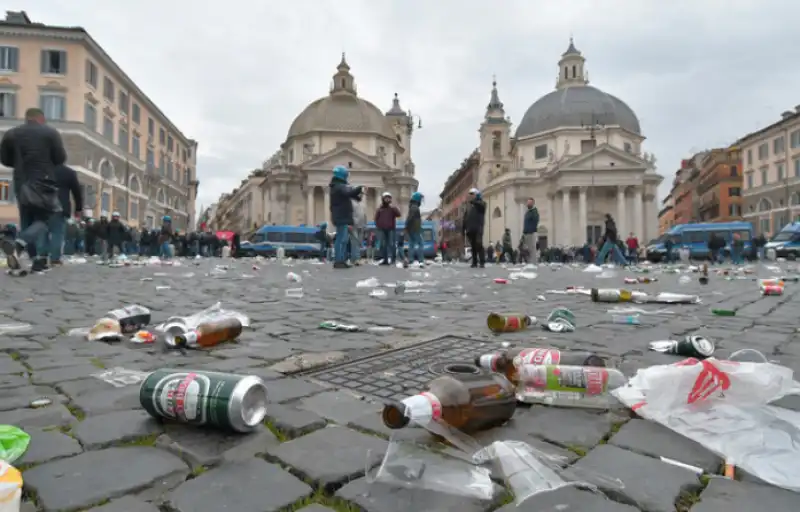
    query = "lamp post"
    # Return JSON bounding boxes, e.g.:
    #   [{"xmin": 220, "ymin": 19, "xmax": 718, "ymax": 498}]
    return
[{"xmin": 582, "ymin": 113, "xmax": 605, "ymax": 243}]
